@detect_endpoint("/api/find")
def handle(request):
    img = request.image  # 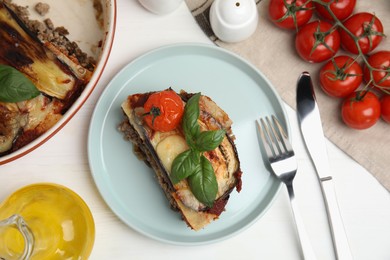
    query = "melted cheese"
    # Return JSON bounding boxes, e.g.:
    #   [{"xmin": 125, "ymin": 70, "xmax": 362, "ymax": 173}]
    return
[
  {"xmin": 155, "ymin": 134, "xmax": 207, "ymax": 211},
  {"xmin": 156, "ymin": 134, "xmax": 188, "ymax": 173},
  {"xmin": 29, "ymin": 60, "xmax": 75, "ymax": 100}
]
